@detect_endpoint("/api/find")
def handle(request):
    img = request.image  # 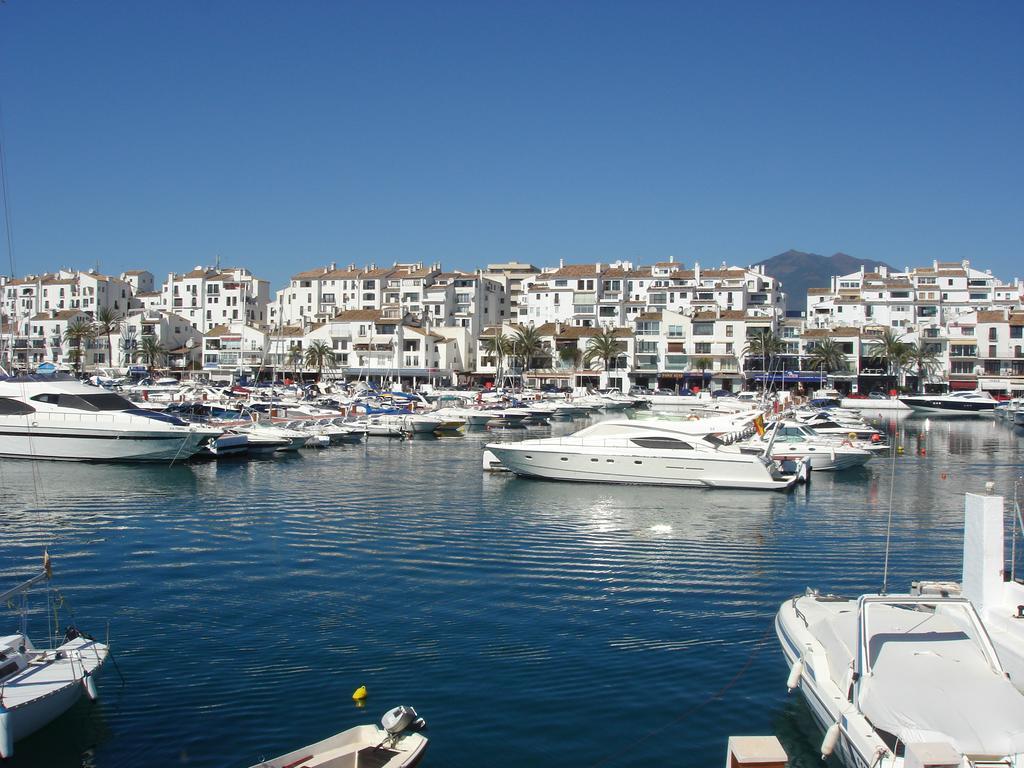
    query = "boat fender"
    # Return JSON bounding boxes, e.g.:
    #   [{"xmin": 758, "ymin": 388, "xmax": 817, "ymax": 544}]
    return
[
  {"xmin": 786, "ymin": 659, "xmax": 803, "ymax": 691},
  {"xmin": 83, "ymin": 672, "xmax": 99, "ymax": 701},
  {"xmin": 0, "ymin": 710, "xmax": 11, "ymax": 759},
  {"xmin": 821, "ymin": 722, "xmax": 840, "ymax": 759}
]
